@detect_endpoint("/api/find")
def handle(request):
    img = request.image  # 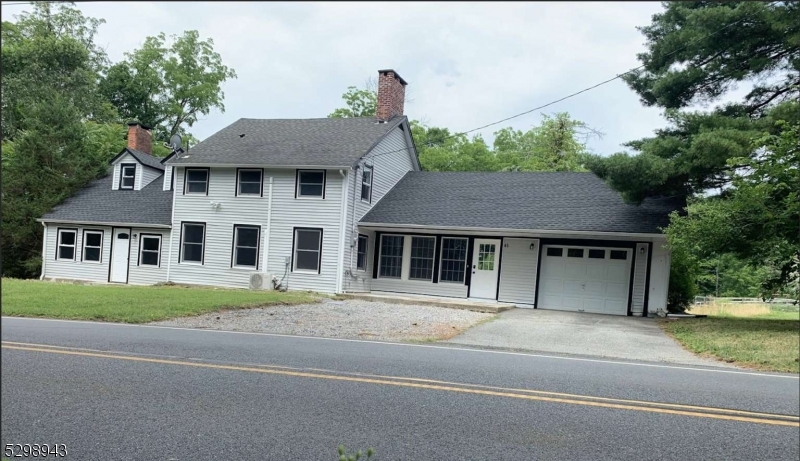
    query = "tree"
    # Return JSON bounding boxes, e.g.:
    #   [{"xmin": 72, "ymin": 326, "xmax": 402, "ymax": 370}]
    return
[
  {"xmin": 327, "ymin": 86, "xmax": 377, "ymax": 118},
  {"xmin": 493, "ymin": 113, "xmax": 595, "ymax": 172},
  {"xmin": 1, "ymin": 3, "xmax": 122, "ymax": 278},
  {"xmin": 99, "ymin": 30, "xmax": 237, "ymax": 144},
  {"xmin": 623, "ymin": 1, "xmax": 799, "ymax": 116},
  {"xmin": 666, "ymin": 117, "xmax": 800, "ymax": 299}
]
